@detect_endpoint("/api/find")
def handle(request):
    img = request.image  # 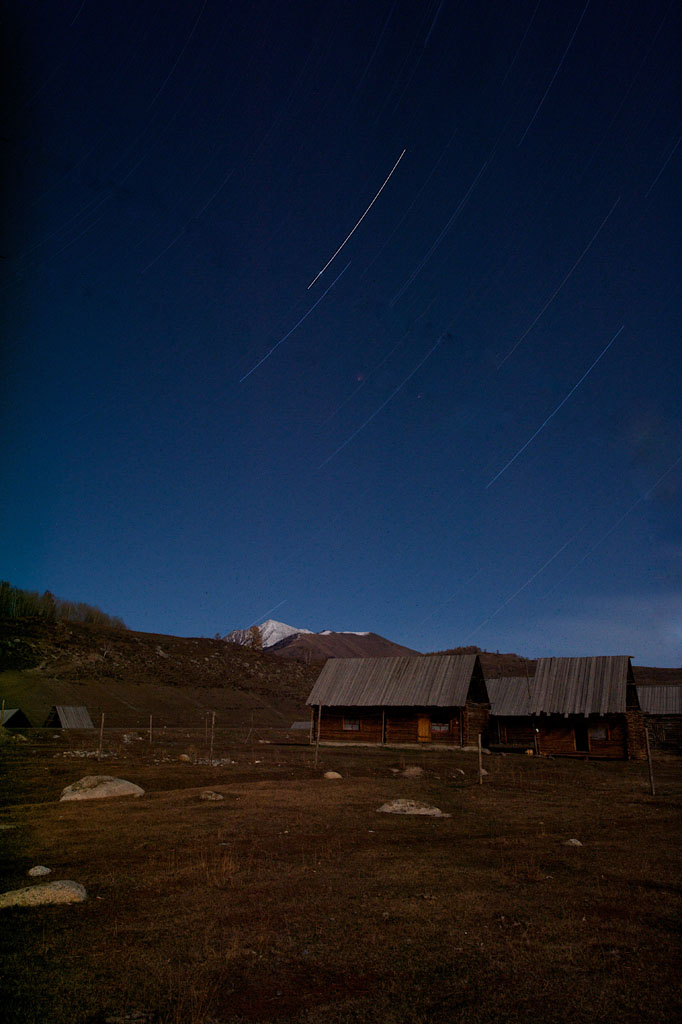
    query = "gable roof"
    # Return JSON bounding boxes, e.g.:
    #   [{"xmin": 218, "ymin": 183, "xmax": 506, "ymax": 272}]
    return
[
  {"xmin": 637, "ymin": 685, "xmax": 682, "ymax": 715},
  {"xmin": 0, "ymin": 708, "xmax": 32, "ymax": 728},
  {"xmin": 530, "ymin": 656, "xmax": 634, "ymax": 716},
  {"xmin": 306, "ymin": 654, "xmax": 484, "ymax": 707},
  {"xmin": 43, "ymin": 705, "xmax": 95, "ymax": 729},
  {"xmin": 486, "ymin": 677, "xmax": 535, "ymax": 717}
]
